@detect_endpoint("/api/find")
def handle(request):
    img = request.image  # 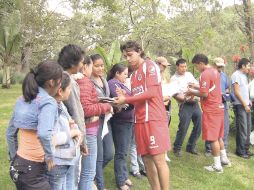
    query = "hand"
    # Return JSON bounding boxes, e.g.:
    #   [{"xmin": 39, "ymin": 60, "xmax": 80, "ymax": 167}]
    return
[
  {"xmin": 46, "ymin": 159, "xmax": 55, "ymax": 171},
  {"xmin": 244, "ymin": 105, "xmax": 251, "ymax": 113},
  {"xmin": 163, "ymin": 96, "xmax": 171, "ymax": 102},
  {"xmin": 70, "ymin": 128, "xmax": 82, "ymax": 138},
  {"xmin": 116, "ymin": 87, "xmax": 126, "ymax": 96},
  {"xmin": 114, "ymin": 96, "xmax": 126, "ymax": 105},
  {"xmin": 80, "ymin": 144, "xmax": 89, "ymax": 156},
  {"xmin": 185, "ymin": 88, "xmax": 194, "ymax": 96},
  {"xmin": 69, "ymin": 119, "xmax": 76, "ymax": 128}
]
